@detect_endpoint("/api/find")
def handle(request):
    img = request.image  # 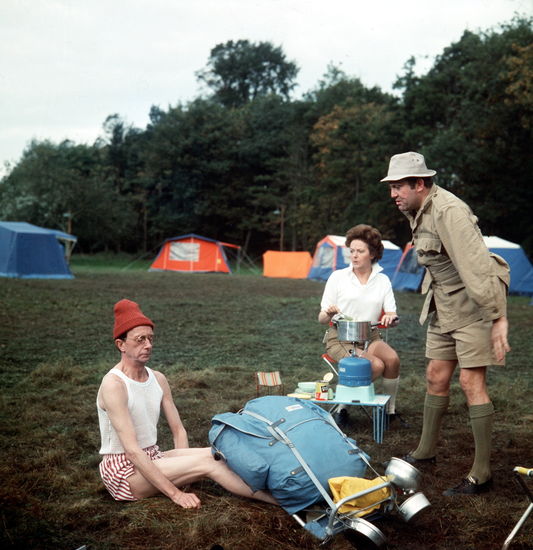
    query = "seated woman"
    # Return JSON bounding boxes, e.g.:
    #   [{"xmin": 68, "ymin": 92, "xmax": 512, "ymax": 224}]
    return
[{"xmin": 318, "ymin": 224, "xmax": 402, "ymax": 421}]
